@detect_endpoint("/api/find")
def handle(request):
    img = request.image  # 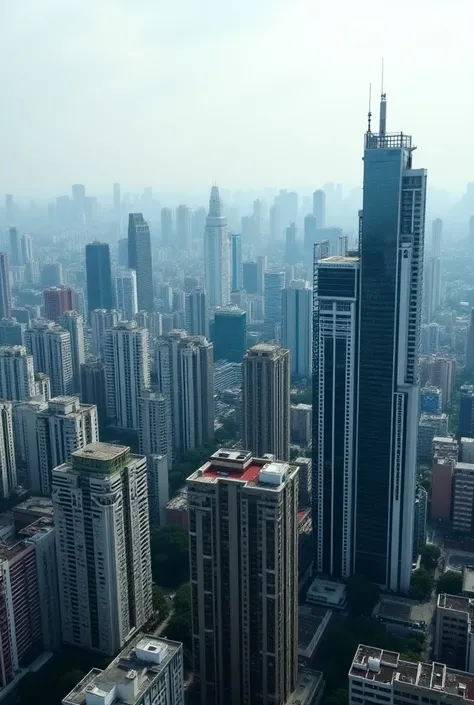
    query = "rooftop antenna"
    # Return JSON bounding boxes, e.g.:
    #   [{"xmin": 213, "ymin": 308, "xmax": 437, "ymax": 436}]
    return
[
  {"xmin": 379, "ymin": 58, "xmax": 387, "ymax": 135},
  {"xmin": 367, "ymin": 83, "xmax": 372, "ymax": 133}
]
